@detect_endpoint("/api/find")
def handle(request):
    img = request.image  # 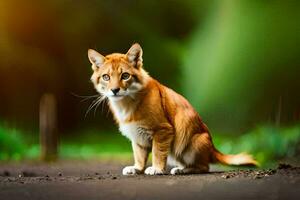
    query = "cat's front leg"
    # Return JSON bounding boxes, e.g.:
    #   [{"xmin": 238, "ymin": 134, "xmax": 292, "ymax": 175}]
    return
[
  {"xmin": 145, "ymin": 125, "xmax": 173, "ymax": 175},
  {"xmin": 122, "ymin": 142, "xmax": 149, "ymax": 175}
]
